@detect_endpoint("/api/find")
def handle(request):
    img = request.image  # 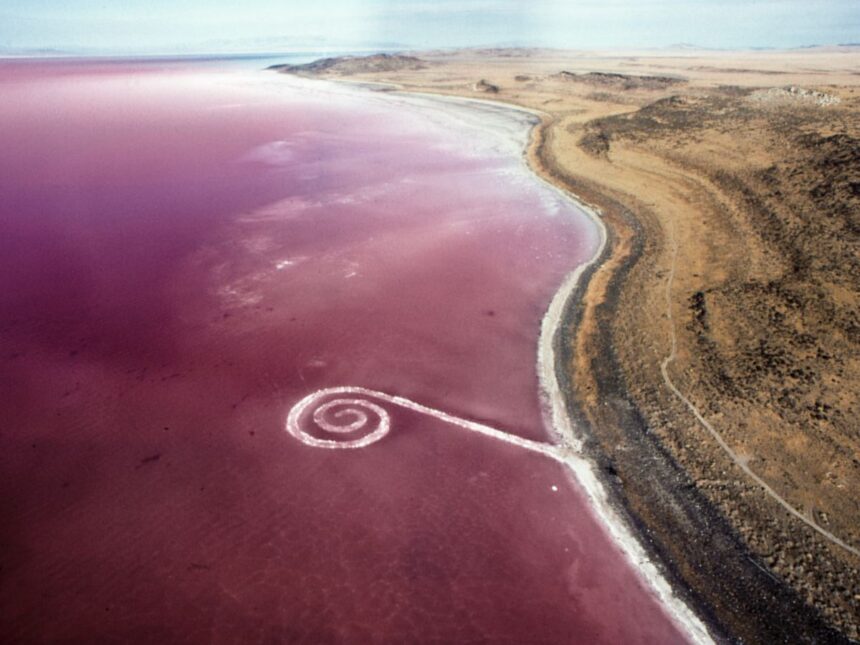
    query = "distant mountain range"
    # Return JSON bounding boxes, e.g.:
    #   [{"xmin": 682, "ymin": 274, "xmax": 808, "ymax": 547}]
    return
[
  {"xmin": 0, "ymin": 35, "xmax": 413, "ymax": 58},
  {"xmin": 2, "ymin": 40, "xmax": 858, "ymax": 58}
]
